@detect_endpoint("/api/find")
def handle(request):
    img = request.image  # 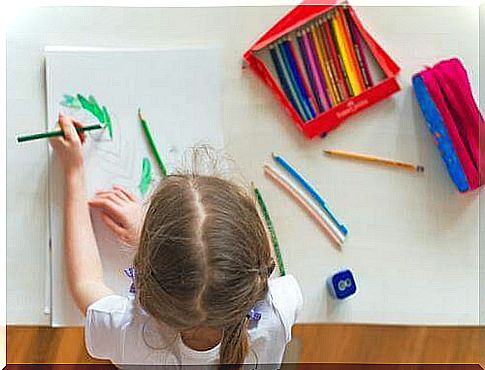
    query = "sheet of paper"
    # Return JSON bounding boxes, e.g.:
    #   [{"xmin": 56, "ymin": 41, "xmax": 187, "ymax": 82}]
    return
[{"xmin": 46, "ymin": 47, "xmax": 223, "ymax": 326}]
